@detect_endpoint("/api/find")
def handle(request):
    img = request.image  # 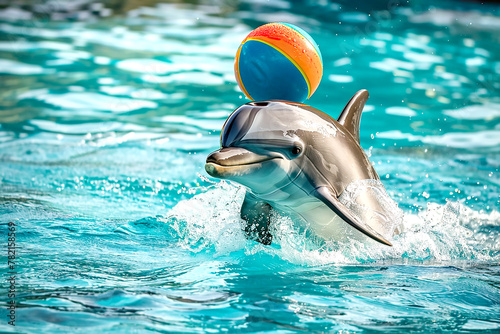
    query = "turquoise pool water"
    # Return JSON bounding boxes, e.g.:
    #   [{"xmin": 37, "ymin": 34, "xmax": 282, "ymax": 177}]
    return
[{"xmin": 1, "ymin": 0, "xmax": 499, "ymax": 332}]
